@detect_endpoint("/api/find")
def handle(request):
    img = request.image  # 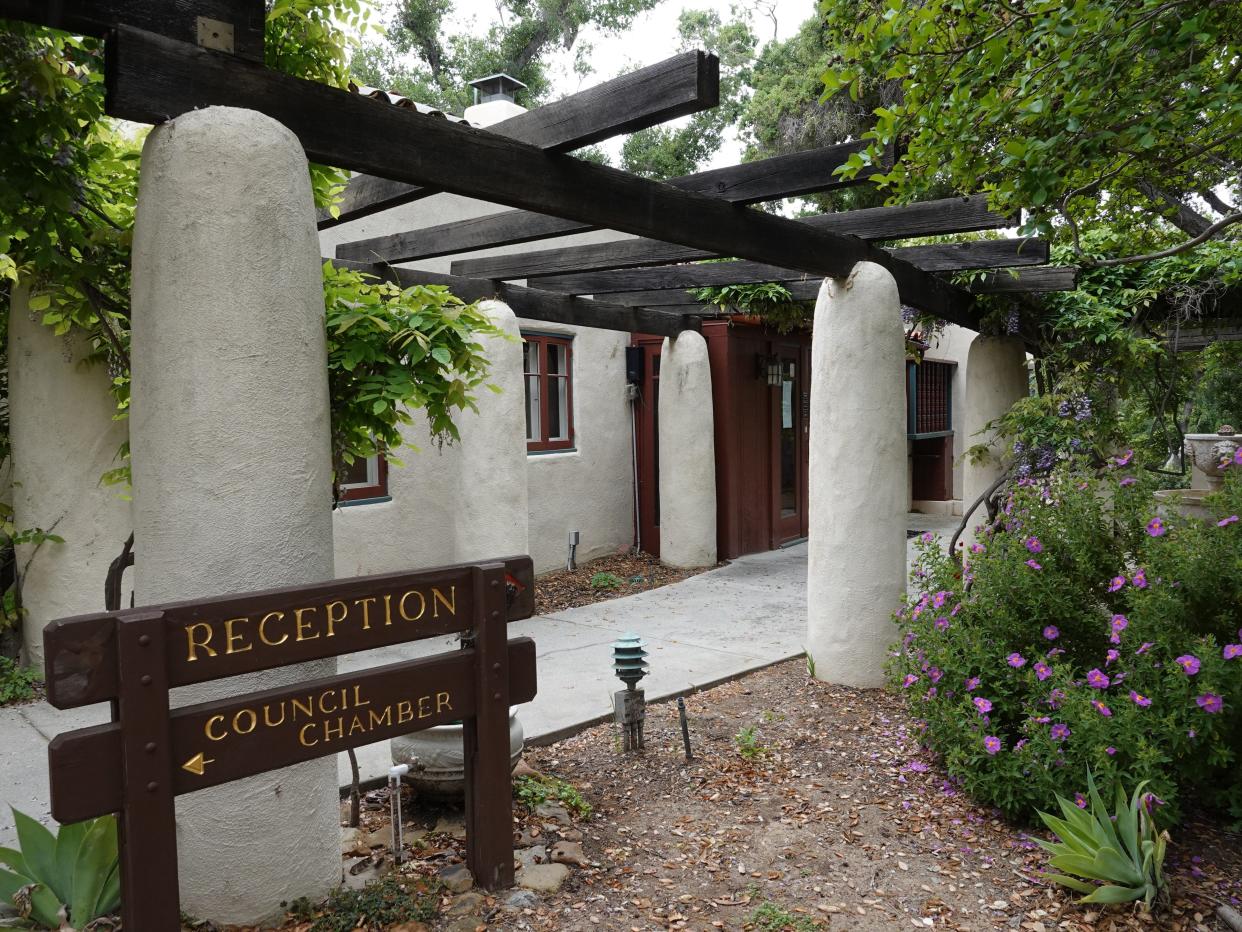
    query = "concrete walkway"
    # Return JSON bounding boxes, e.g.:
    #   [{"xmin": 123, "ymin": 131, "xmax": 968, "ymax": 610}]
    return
[{"xmin": 0, "ymin": 513, "xmax": 958, "ymax": 846}]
